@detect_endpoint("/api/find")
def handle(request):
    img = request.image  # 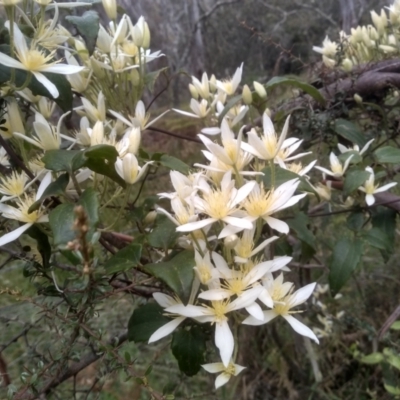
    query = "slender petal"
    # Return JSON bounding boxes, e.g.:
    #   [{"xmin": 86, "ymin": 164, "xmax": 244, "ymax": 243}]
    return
[
  {"xmin": 0, "ymin": 223, "xmax": 32, "ymax": 246},
  {"xmin": 148, "ymin": 316, "xmax": 185, "ymax": 343},
  {"xmin": 215, "ymin": 320, "xmax": 234, "ymax": 367},
  {"xmin": 283, "ymin": 315, "xmax": 319, "ymax": 343}
]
